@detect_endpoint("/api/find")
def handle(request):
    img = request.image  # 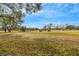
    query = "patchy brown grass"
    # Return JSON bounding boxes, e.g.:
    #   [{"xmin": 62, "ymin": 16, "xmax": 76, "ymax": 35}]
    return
[{"xmin": 0, "ymin": 31, "xmax": 79, "ymax": 55}]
